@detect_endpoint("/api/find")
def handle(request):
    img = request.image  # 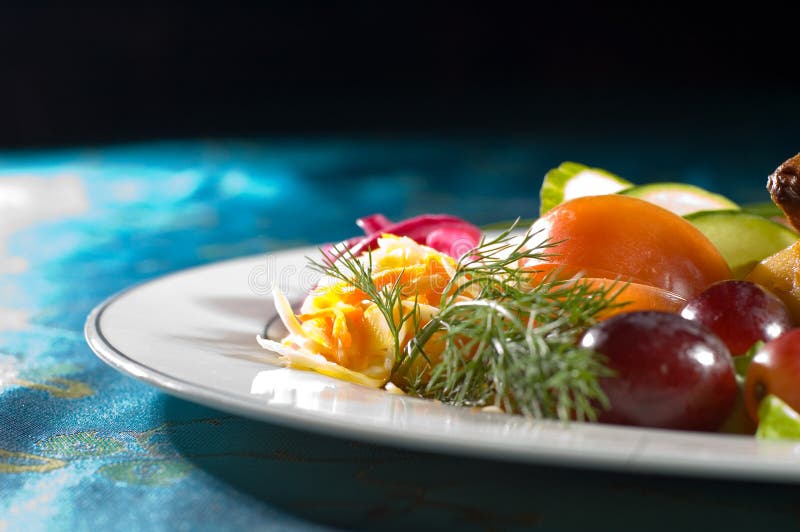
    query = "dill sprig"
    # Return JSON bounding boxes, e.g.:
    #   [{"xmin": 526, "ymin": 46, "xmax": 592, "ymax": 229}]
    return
[
  {"xmin": 399, "ymin": 225, "xmax": 623, "ymax": 421},
  {"xmin": 310, "ymin": 224, "xmax": 625, "ymax": 421}
]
